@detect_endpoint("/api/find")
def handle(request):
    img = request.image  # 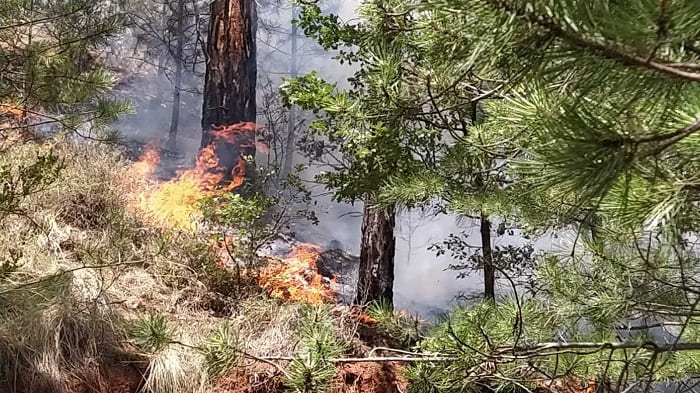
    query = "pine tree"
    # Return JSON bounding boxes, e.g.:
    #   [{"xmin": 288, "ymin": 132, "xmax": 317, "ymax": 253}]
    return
[
  {"xmin": 0, "ymin": 0, "xmax": 129, "ymax": 219},
  {"xmin": 285, "ymin": 0, "xmax": 523, "ymax": 304},
  {"xmin": 289, "ymin": 0, "xmax": 700, "ymax": 390},
  {"xmin": 399, "ymin": 1, "xmax": 700, "ymax": 391},
  {"xmin": 200, "ymin": 0, "xmax": 257, "ymax": 191},
  {"xmin": 201, "ymin": 0, "xmax": 257, "ymax": 143},
  {"xmin": 130, "ymin": 0, "xmax": 208, "ymax": 150}
]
